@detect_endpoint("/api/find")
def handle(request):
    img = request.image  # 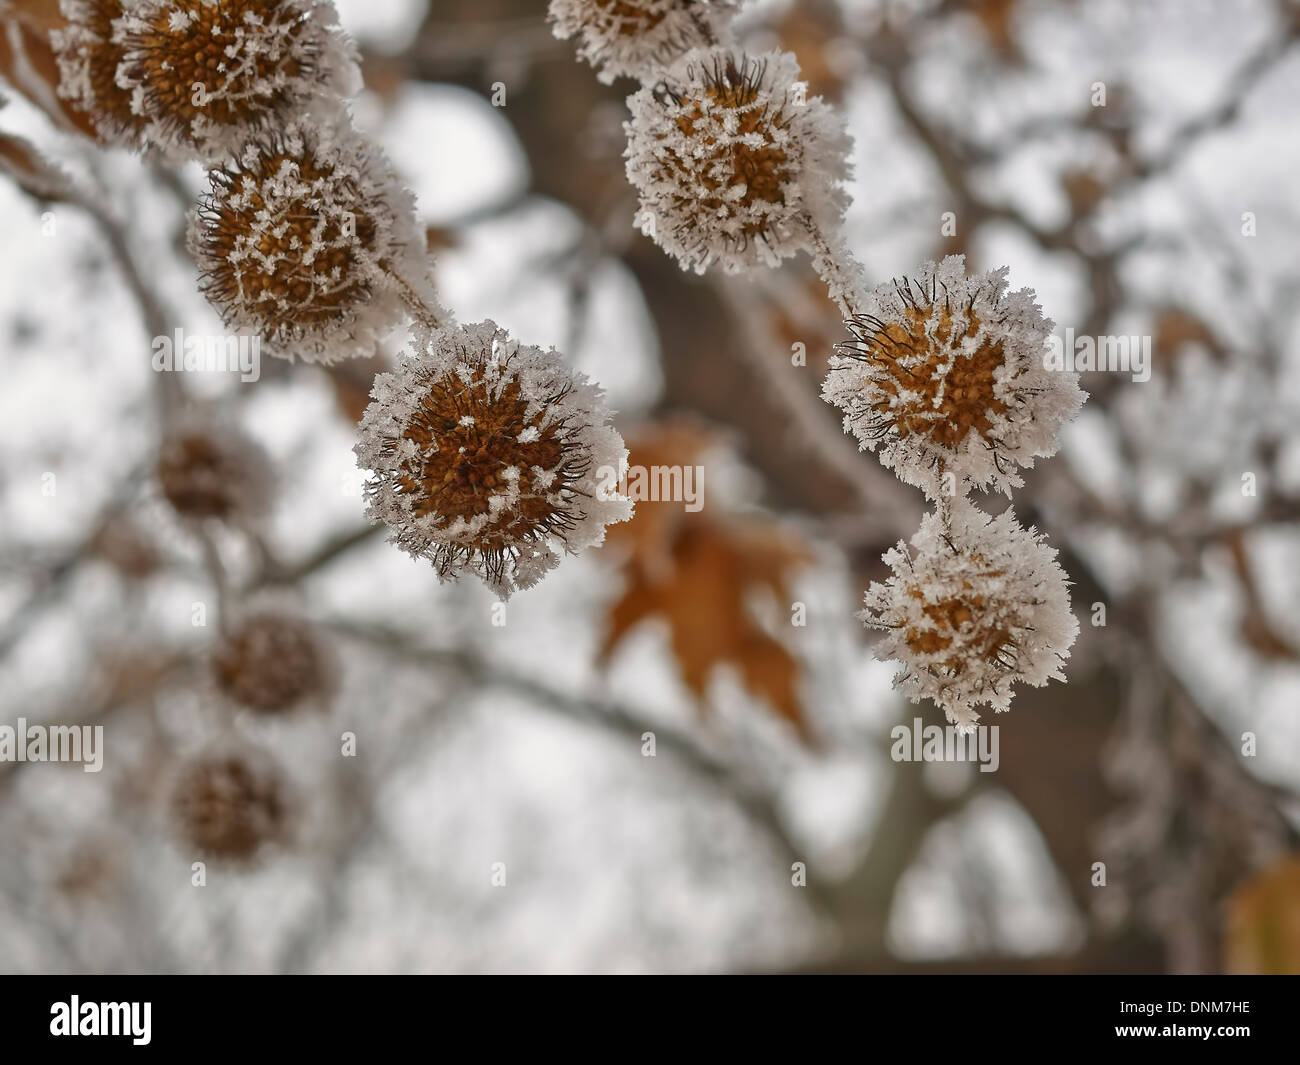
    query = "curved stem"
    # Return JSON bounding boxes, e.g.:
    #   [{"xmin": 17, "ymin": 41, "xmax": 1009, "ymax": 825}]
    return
[
  {"xmin": 801, "ymin": 212, "xmax": 867, "ymax": 318},
  {"xmin": 386, "ymin": 266, "xmax": 446, "ymax": 331}
]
